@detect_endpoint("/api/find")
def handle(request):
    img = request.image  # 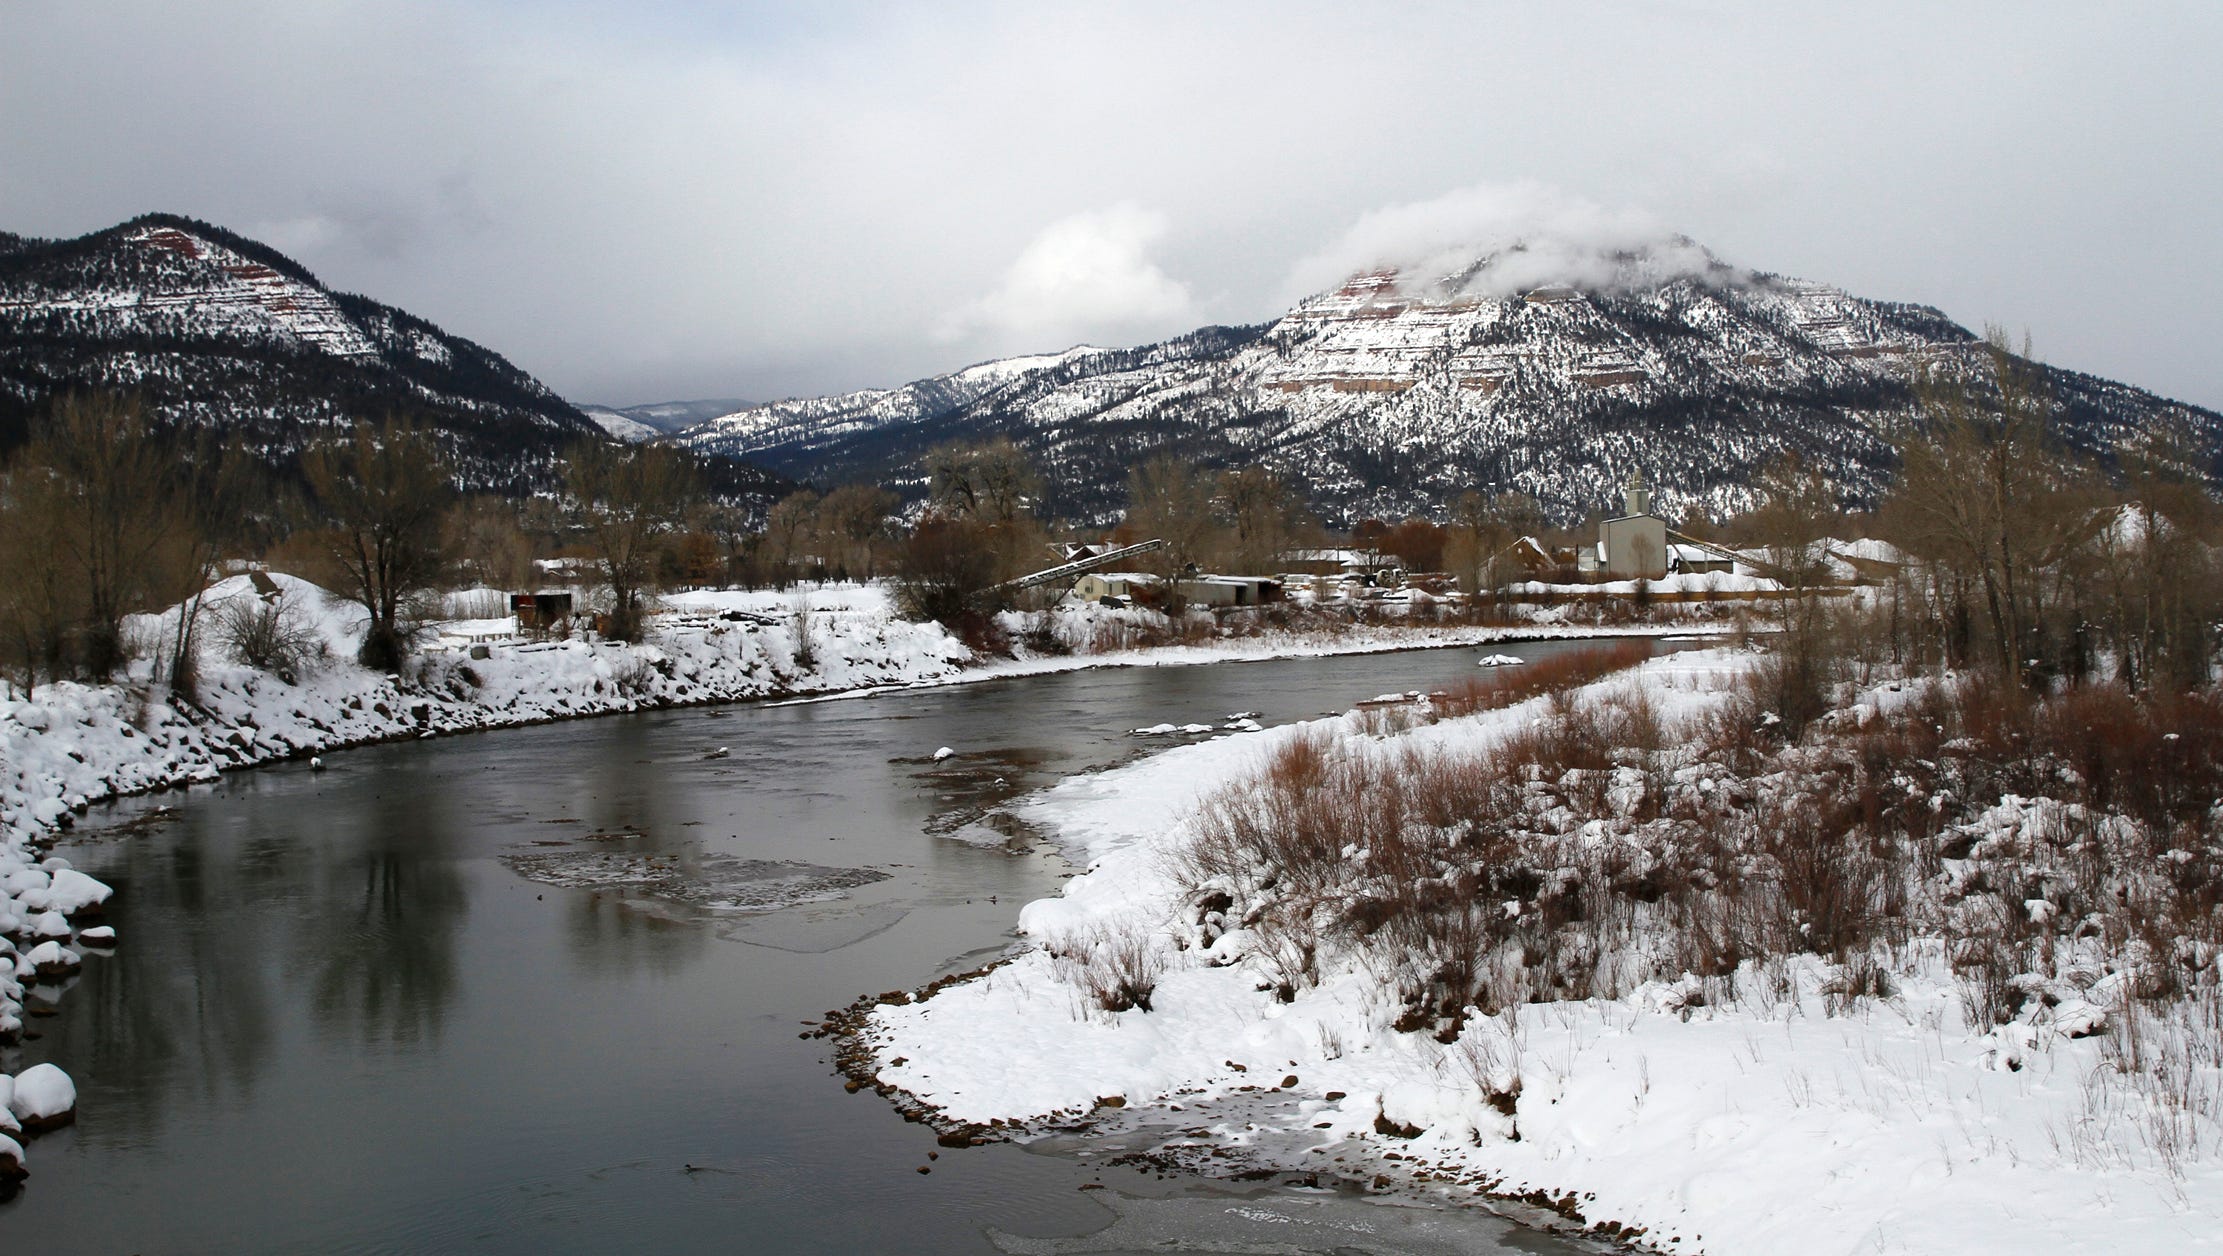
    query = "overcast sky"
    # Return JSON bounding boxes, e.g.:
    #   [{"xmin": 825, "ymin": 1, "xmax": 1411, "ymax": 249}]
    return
[{"xmin": 6, "ymin": 2, "xmax": 2221, "ymax": 411}]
